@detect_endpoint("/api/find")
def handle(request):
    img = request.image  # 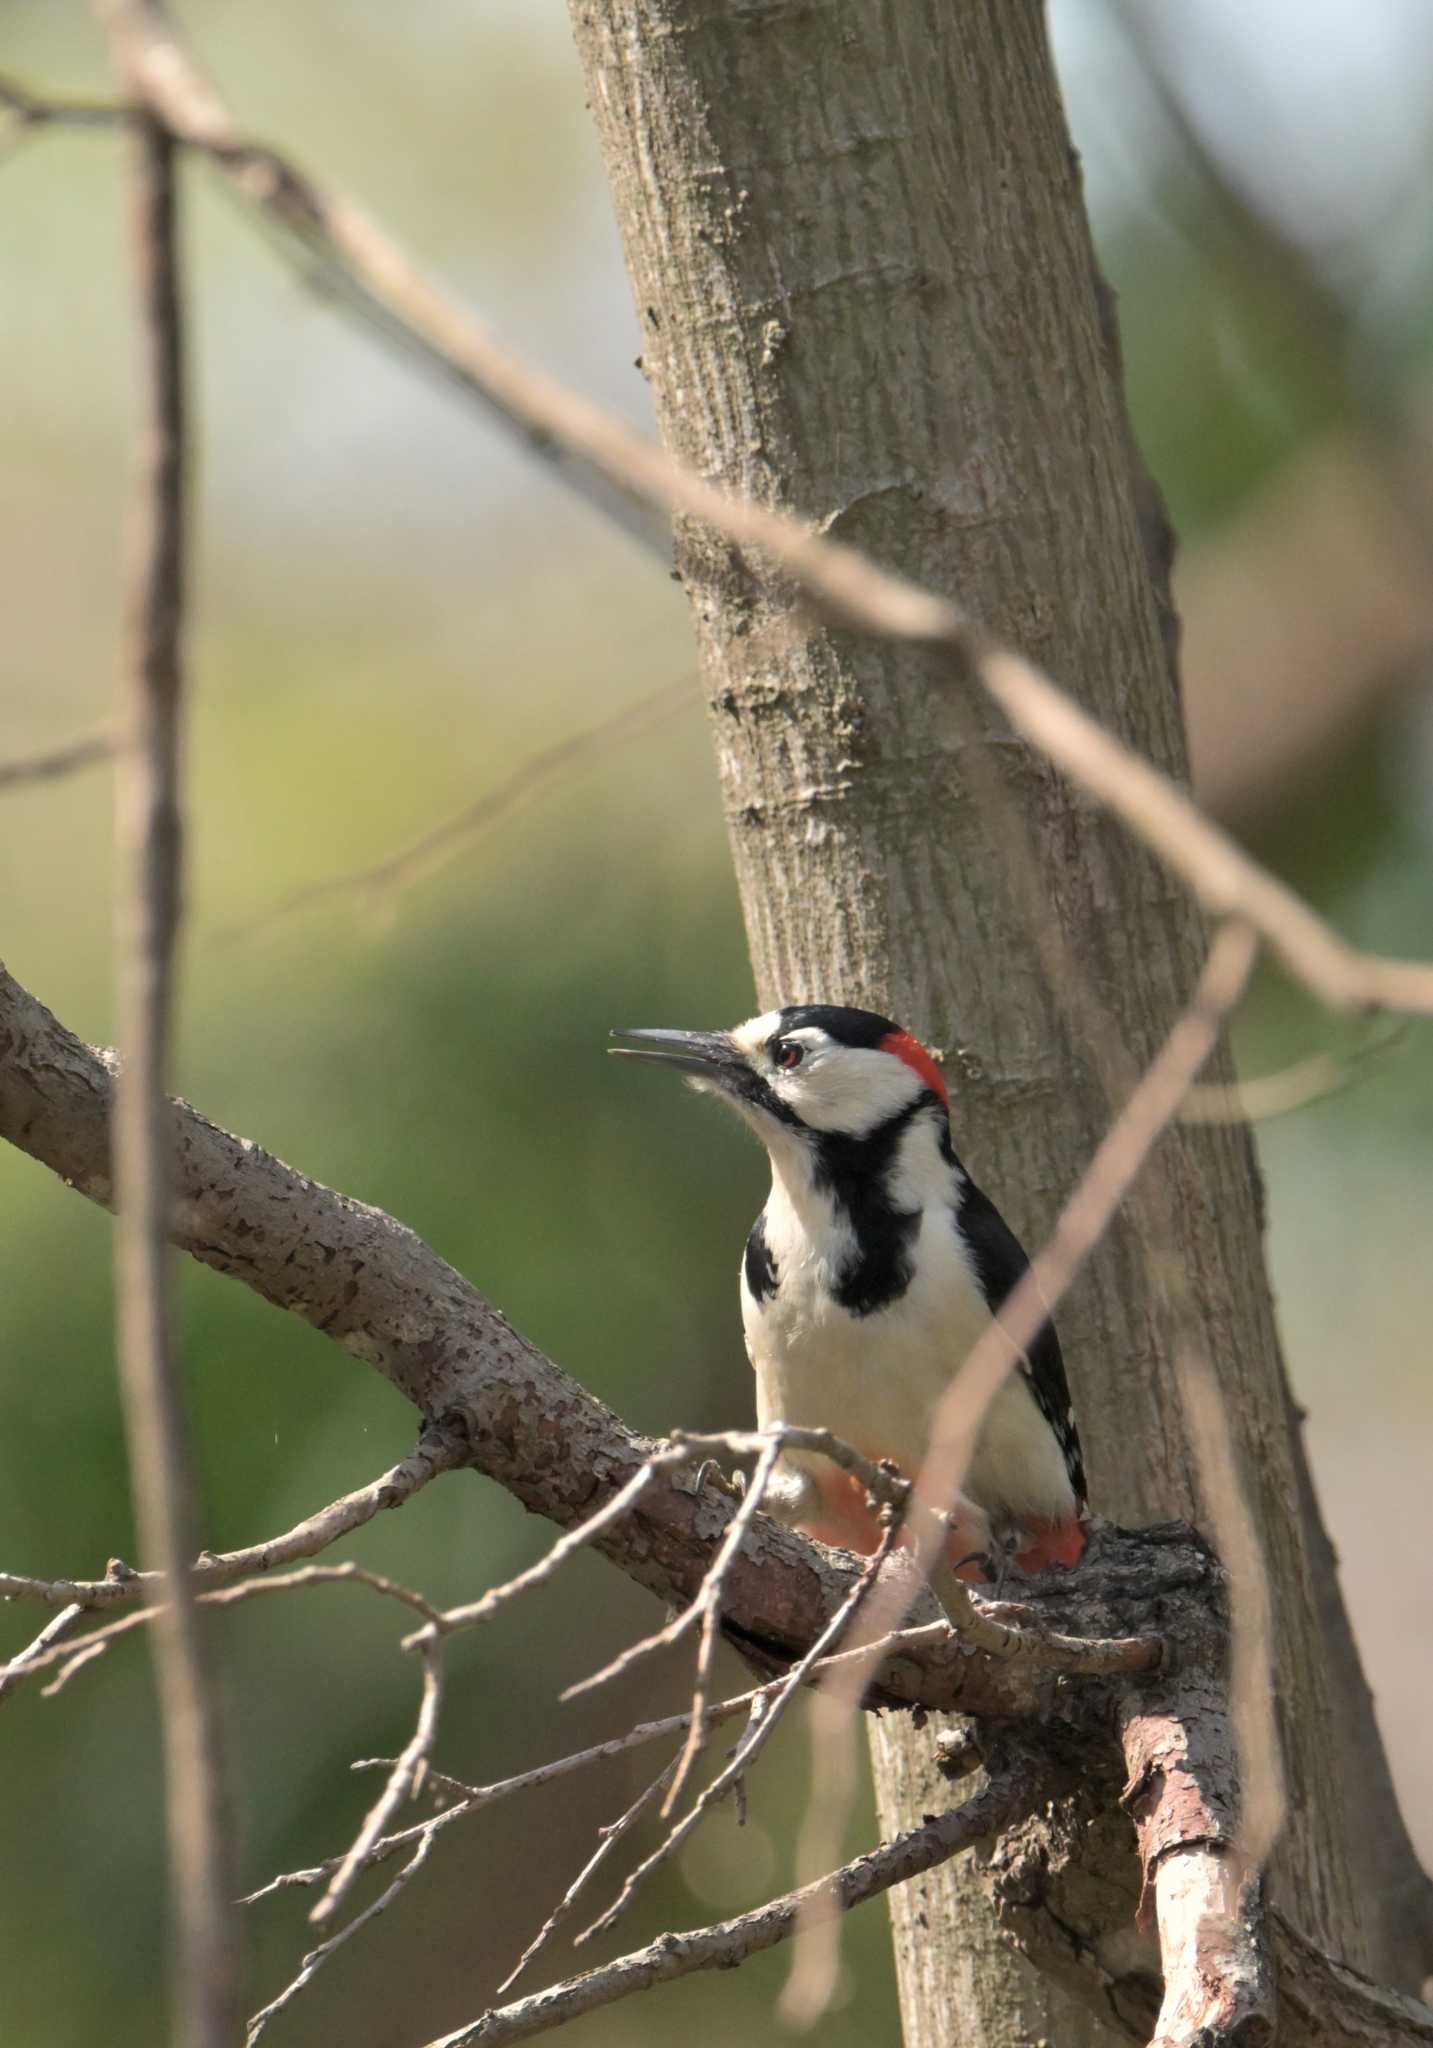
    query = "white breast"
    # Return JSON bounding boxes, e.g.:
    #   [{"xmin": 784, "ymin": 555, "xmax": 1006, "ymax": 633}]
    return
[{"xmin": 740, "ymin": 1158, "xmax": 1075, "ymax": 1527}]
